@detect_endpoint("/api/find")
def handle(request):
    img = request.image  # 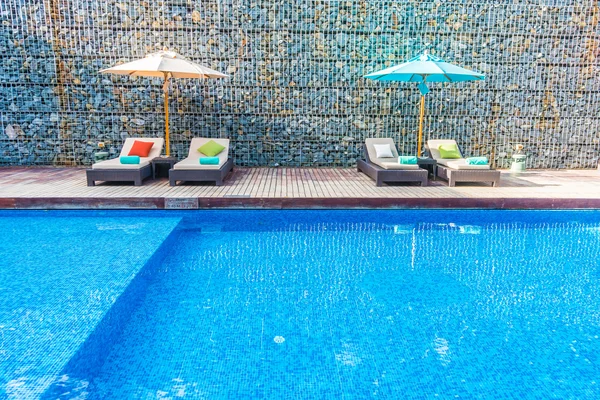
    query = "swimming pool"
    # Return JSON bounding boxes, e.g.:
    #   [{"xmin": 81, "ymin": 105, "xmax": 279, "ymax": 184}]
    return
[{"xmin": 1, "ymin": 210, "xmax": 599, "ymax": 399}]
